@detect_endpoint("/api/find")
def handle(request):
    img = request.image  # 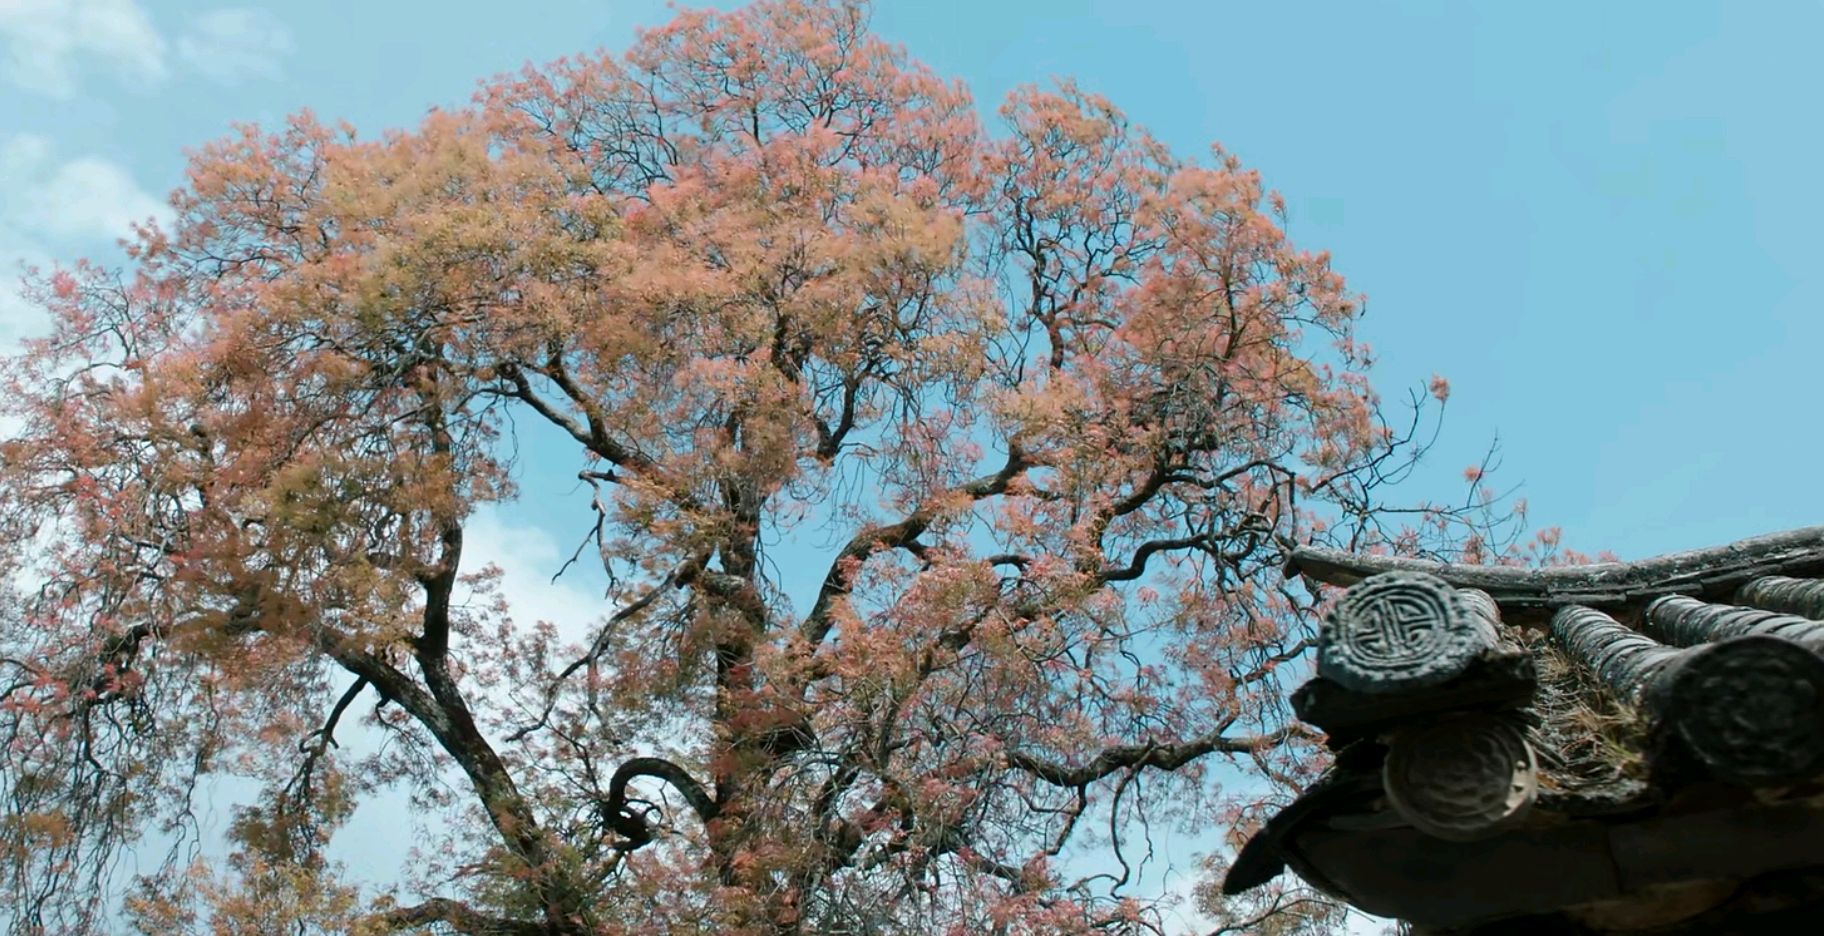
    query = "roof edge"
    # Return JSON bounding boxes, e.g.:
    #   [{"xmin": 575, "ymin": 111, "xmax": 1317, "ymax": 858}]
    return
[{"xmin": 1285, "ymin": 526, "xmax": 1824, "ymax": 622}]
